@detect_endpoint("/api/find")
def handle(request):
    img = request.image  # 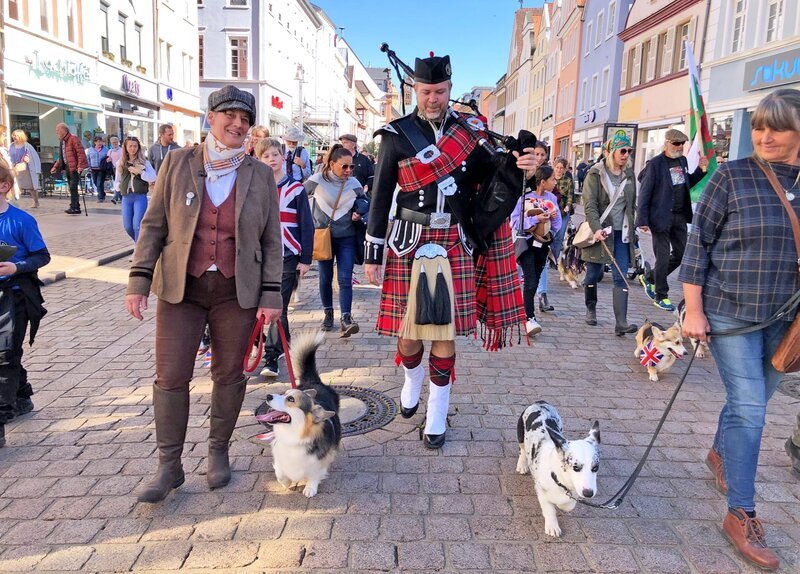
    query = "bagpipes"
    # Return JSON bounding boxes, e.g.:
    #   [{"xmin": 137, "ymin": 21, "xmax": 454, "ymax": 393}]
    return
[{"xmin": 380, "ymin": 42, "xmax": 539, "ymax": 254}]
